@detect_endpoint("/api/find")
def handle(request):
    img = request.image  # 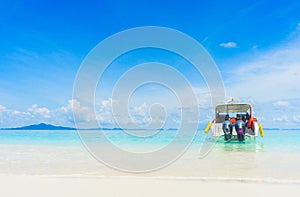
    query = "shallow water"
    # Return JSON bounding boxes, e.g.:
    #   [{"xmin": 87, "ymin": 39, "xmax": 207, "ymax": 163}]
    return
[{"xmin": 0, "ymin": 129, "xmax": 299, "ymax": 182}]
